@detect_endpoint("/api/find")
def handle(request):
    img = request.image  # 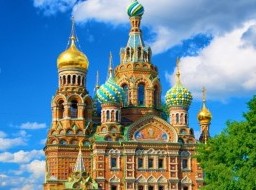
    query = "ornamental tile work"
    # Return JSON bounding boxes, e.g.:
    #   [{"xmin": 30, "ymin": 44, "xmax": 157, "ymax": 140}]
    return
[{"xmin": 43, "ymin": 1, "xmax": 212, "ymax": 190}]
